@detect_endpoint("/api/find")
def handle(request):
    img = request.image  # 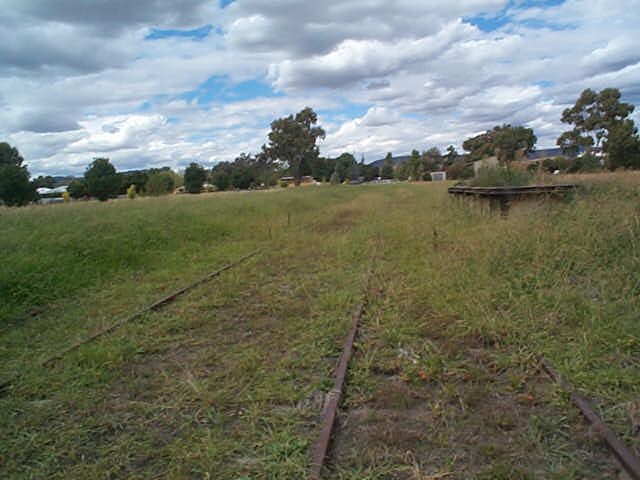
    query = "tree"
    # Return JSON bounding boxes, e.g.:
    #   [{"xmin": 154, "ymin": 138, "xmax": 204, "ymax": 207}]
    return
[
  {"xmin": 67, "ymin": 179, "xmax": 87, "ymax": 199},
  {"xmin": 463, "ymin": 125, "xmax": 536, "ymax": 165},
  {"xmin": 462, "ymin": 130, "xmax": 495, "ymax": 161},
  {"xmin": 407, "ymin": 149, "xmax": 422, "ymax": 180},
  {"xmin": 184, "ymin": 162, "xmax": 206, "ymax": 193},
  {"xmin": 557, "ymin": 88, "xmax": 635, "ymax": 160},
  {"xmin": 493, "ymin": 125, "xmax": 536, "ymax": 164},
  {"xmin": 444, "ymin": 145, "xmax": 458, "ymax": 166},
  {"xmin": 32, "ymin": 175, "xmax": 55, "ymax": 189},
  {"xmin": 333, "ymin": 153, "xmax": 356, "ymax": 182},
  {"xmin": 423, "ymin": 147, "xmax": 443, "ymax": 171},
  {"xmin": 266, "ymin": 107, "xmax": 325, "ymax": 186},
  {"xmin": 605, "ymin": 119, "xmax": 640, "ymax": 170},
  {"xmin": 145, "ymin": 170, "xmax": 175, "ymax": 195},
  {"xmin": 394, "ymin": 161, "xmax": 409, "ymax": 181},
  {"xmin": 380, "ymin": 152, "xmax": 394, "ymax": 179},
  {"xmin": 0, "ymin": 143, "xmax": 35, "ymax": 206},
  {"xmin": 211, "ymin": 162, "xmax": 233, "ymax": 191},
  {"xmin": 85, "ymin": 157, "xmax": 119, "ymax": 201}
]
